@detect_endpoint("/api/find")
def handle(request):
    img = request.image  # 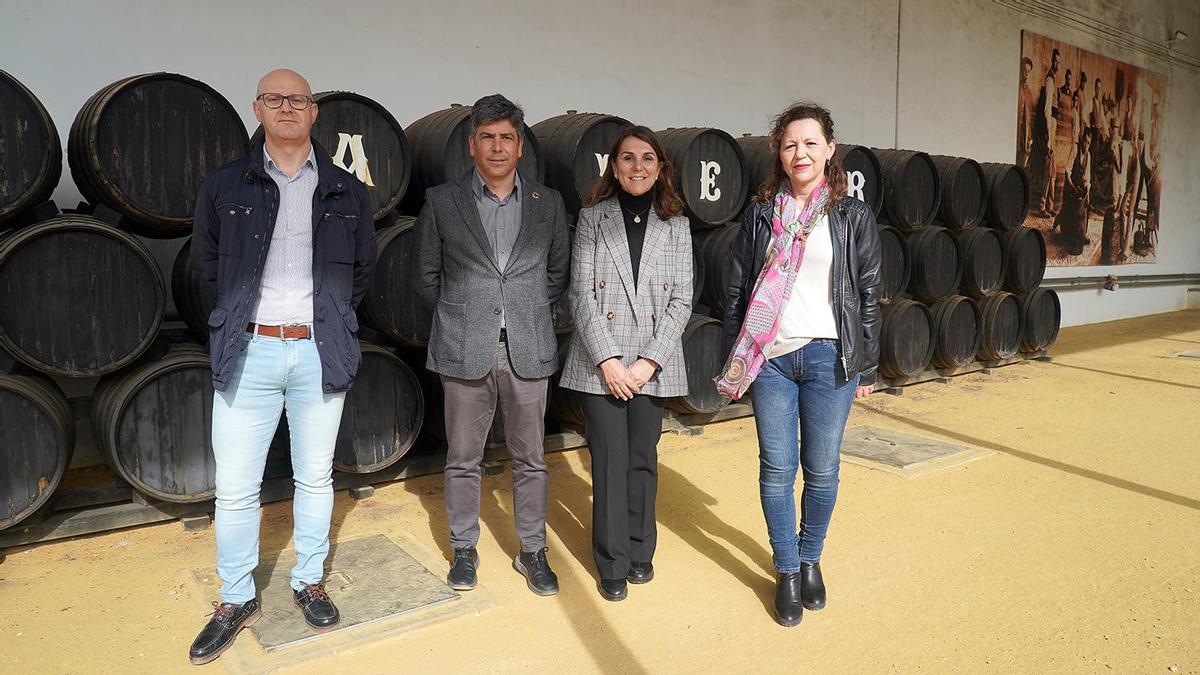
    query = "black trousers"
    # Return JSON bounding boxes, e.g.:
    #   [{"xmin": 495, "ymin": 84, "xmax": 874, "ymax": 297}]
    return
[{"xmin": 581, "ymin": 393, "xmax": 665, "ymax": 580}]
